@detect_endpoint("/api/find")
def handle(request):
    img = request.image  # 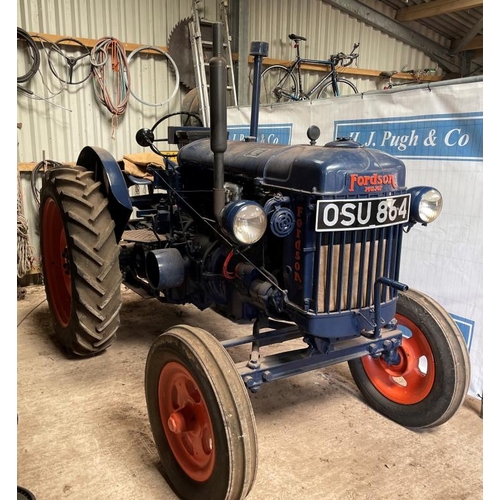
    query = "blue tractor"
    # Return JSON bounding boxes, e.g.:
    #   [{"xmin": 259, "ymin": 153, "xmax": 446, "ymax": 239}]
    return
[{"xmin": 39, "ymin": 24, "xmax": 470, "ymax": 500}]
